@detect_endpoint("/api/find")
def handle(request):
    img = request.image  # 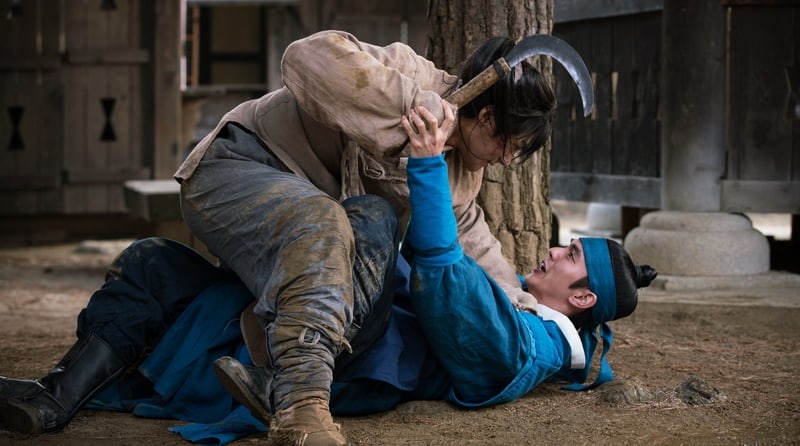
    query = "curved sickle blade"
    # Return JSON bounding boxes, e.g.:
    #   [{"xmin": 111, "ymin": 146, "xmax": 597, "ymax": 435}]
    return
[{"xmin": 507, "ymin": 34, "xmax": 594, "ymax": 116}]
